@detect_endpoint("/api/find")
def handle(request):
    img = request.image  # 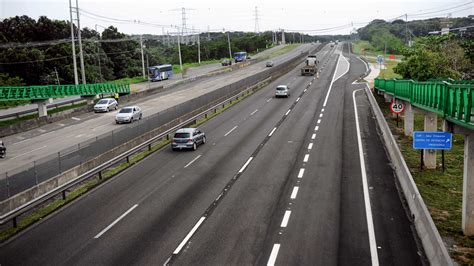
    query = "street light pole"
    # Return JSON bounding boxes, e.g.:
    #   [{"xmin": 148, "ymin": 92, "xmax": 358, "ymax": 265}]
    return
[
  {"xmin": 227, "ymin": 31, "xmax": 232, "ymax": 59},
  {"xmin": 197, "ymin": 32, "xmax": 201, "ymax": 64},
  {"xmin": 69, "ymin": 0, "xmax": 78, "ymax": 85},
  {"xmin": 177, "ymin": 27, "xmax": 183, "ymax": 74},
  {"xmin": 140, "ymin": 35, "xmax": 146, "ymax": 79},
  {"xmin": 76, "ymin": 0, "xmax": 86, "ymax": 84},
  {"xmin": 95, "ymin": 24, "xmax": 103, "ymax": 83}
]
